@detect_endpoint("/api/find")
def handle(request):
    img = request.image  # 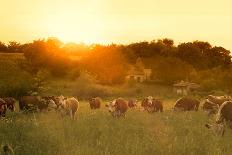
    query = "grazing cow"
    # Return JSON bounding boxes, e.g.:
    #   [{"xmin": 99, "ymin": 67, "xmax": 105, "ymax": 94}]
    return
[
  {"xmin": 141, "ymin": 96, "xmax": 153, "ymax": 112},
  {"xmin": 19, "ymin": 96, "xmax": 55, "ymax": 112},
  {"xmin": 2, "ymin": 97, "xmax": 16, "ymax": 112},
  {"xmin": 106, "ymin": 98, "xmax": 128, "ymax": 118},
  {"xmin": 19, "ymin": 96, "xmax": 41, "ymax": 111},
  {"xmin": 0, "ymin": 98, "xmax": 7, "ymax": 117},
  {"xmin": 174, "ymin": 97, "xmax": 200, "ymax": 111},
  {"xmin": 89, "ymin": 97, "xmax": 101, "ymax": 109},
  {"xmin": 207, "ymin": 95, "xmax": 230, "ymax": 106},
  {"xmin": 141, "ymin": 97, "xmax": 163, "ymax": 113},
  {"xmin": 58, "ymin": 97, "xmax": 79, "ymax": 119},
  {"xmin": 202, "ymin": 99, "xmax": 219, "ymax": 115},
  {"xmin": 151, "ymin": 99, "xmax": 163, "ymax": 112},
  {"xmin": 128, "ymin": 99, "xmax": 137, "ymax": 108},
  {"xmin": 205, "ymin": 101, "xmax": 232, "ymax": 136}
]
